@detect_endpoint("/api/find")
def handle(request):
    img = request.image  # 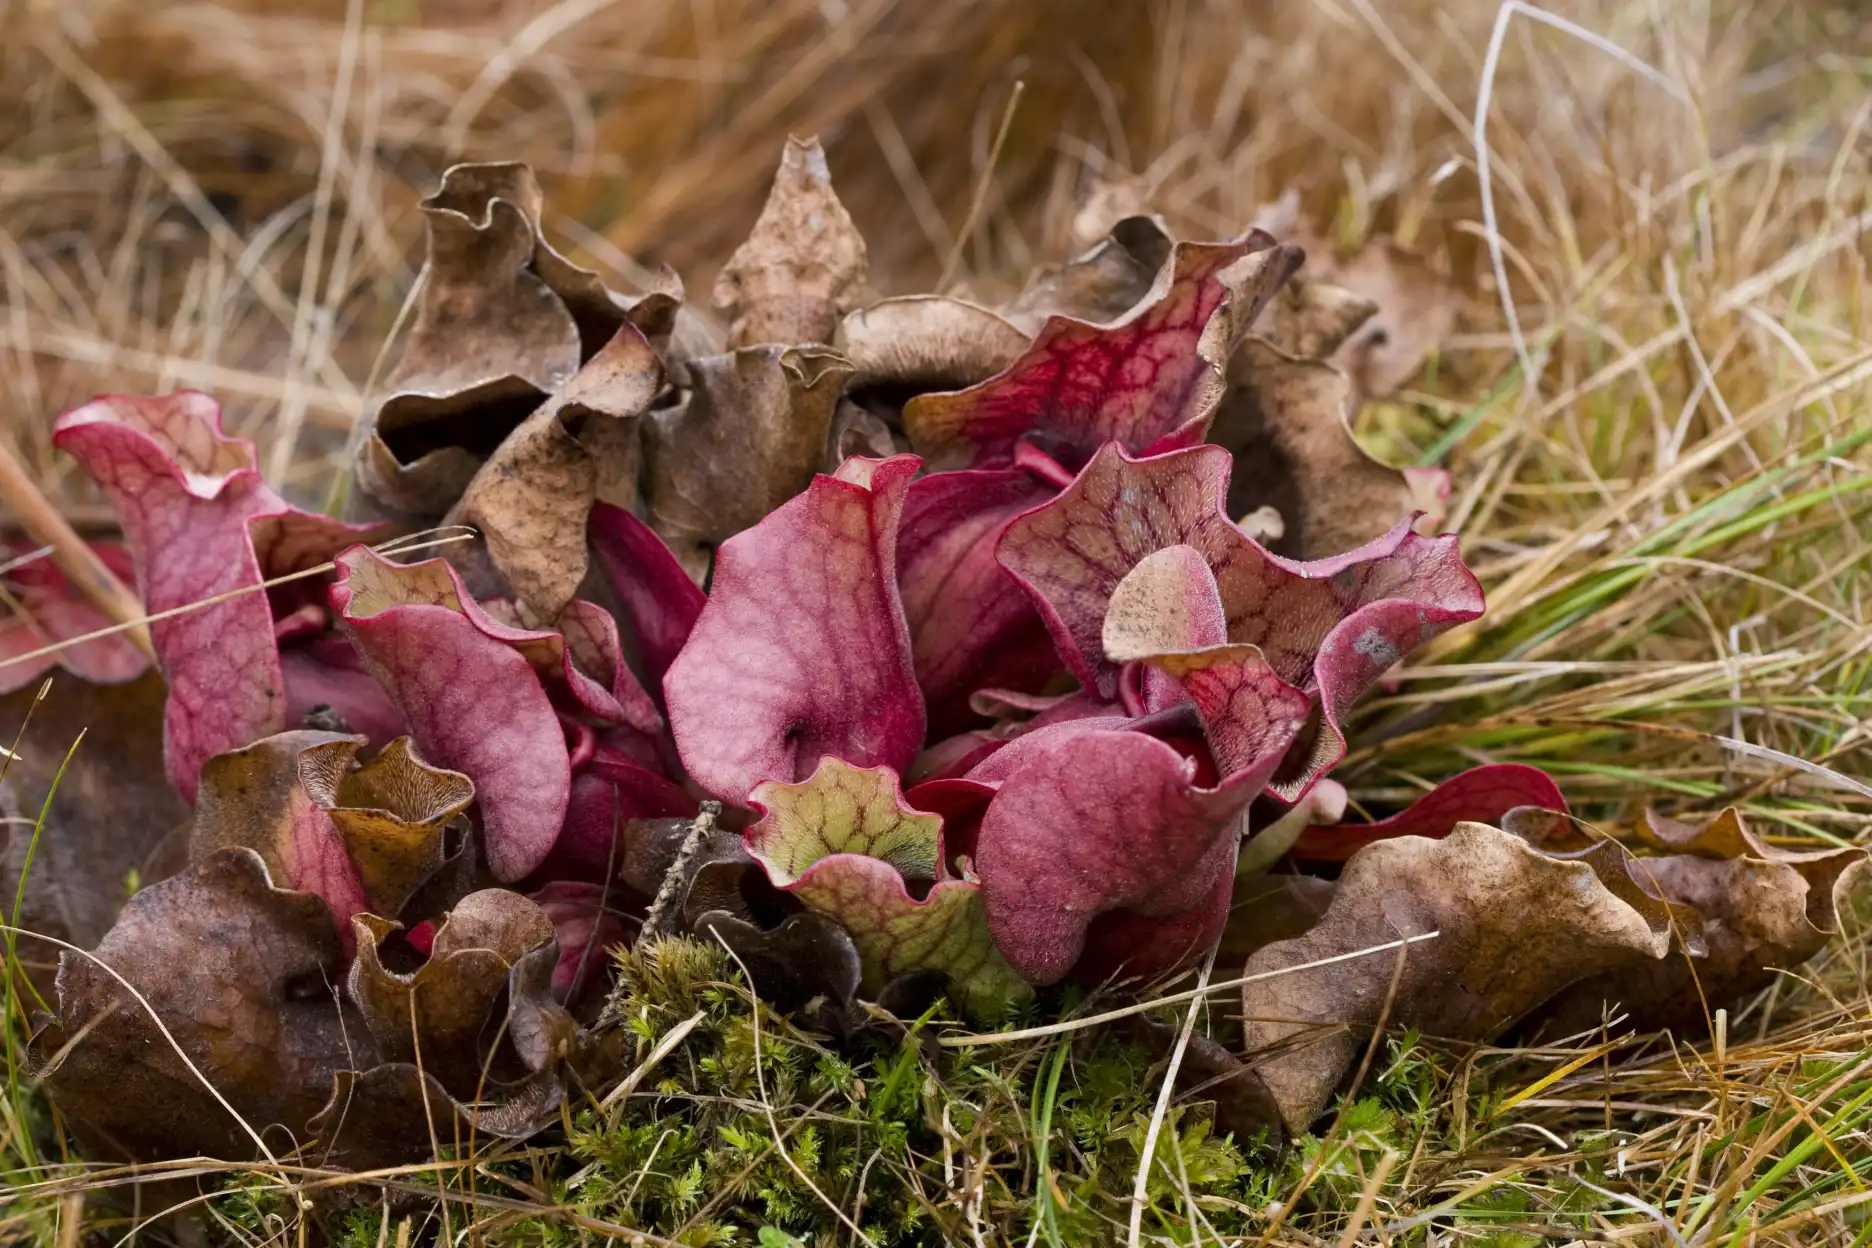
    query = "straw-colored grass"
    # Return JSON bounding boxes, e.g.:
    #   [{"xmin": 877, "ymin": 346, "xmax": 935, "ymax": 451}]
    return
[{"xmin": 3, "ymin": 0, "xmax": 1870, "ymax": 1242}]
